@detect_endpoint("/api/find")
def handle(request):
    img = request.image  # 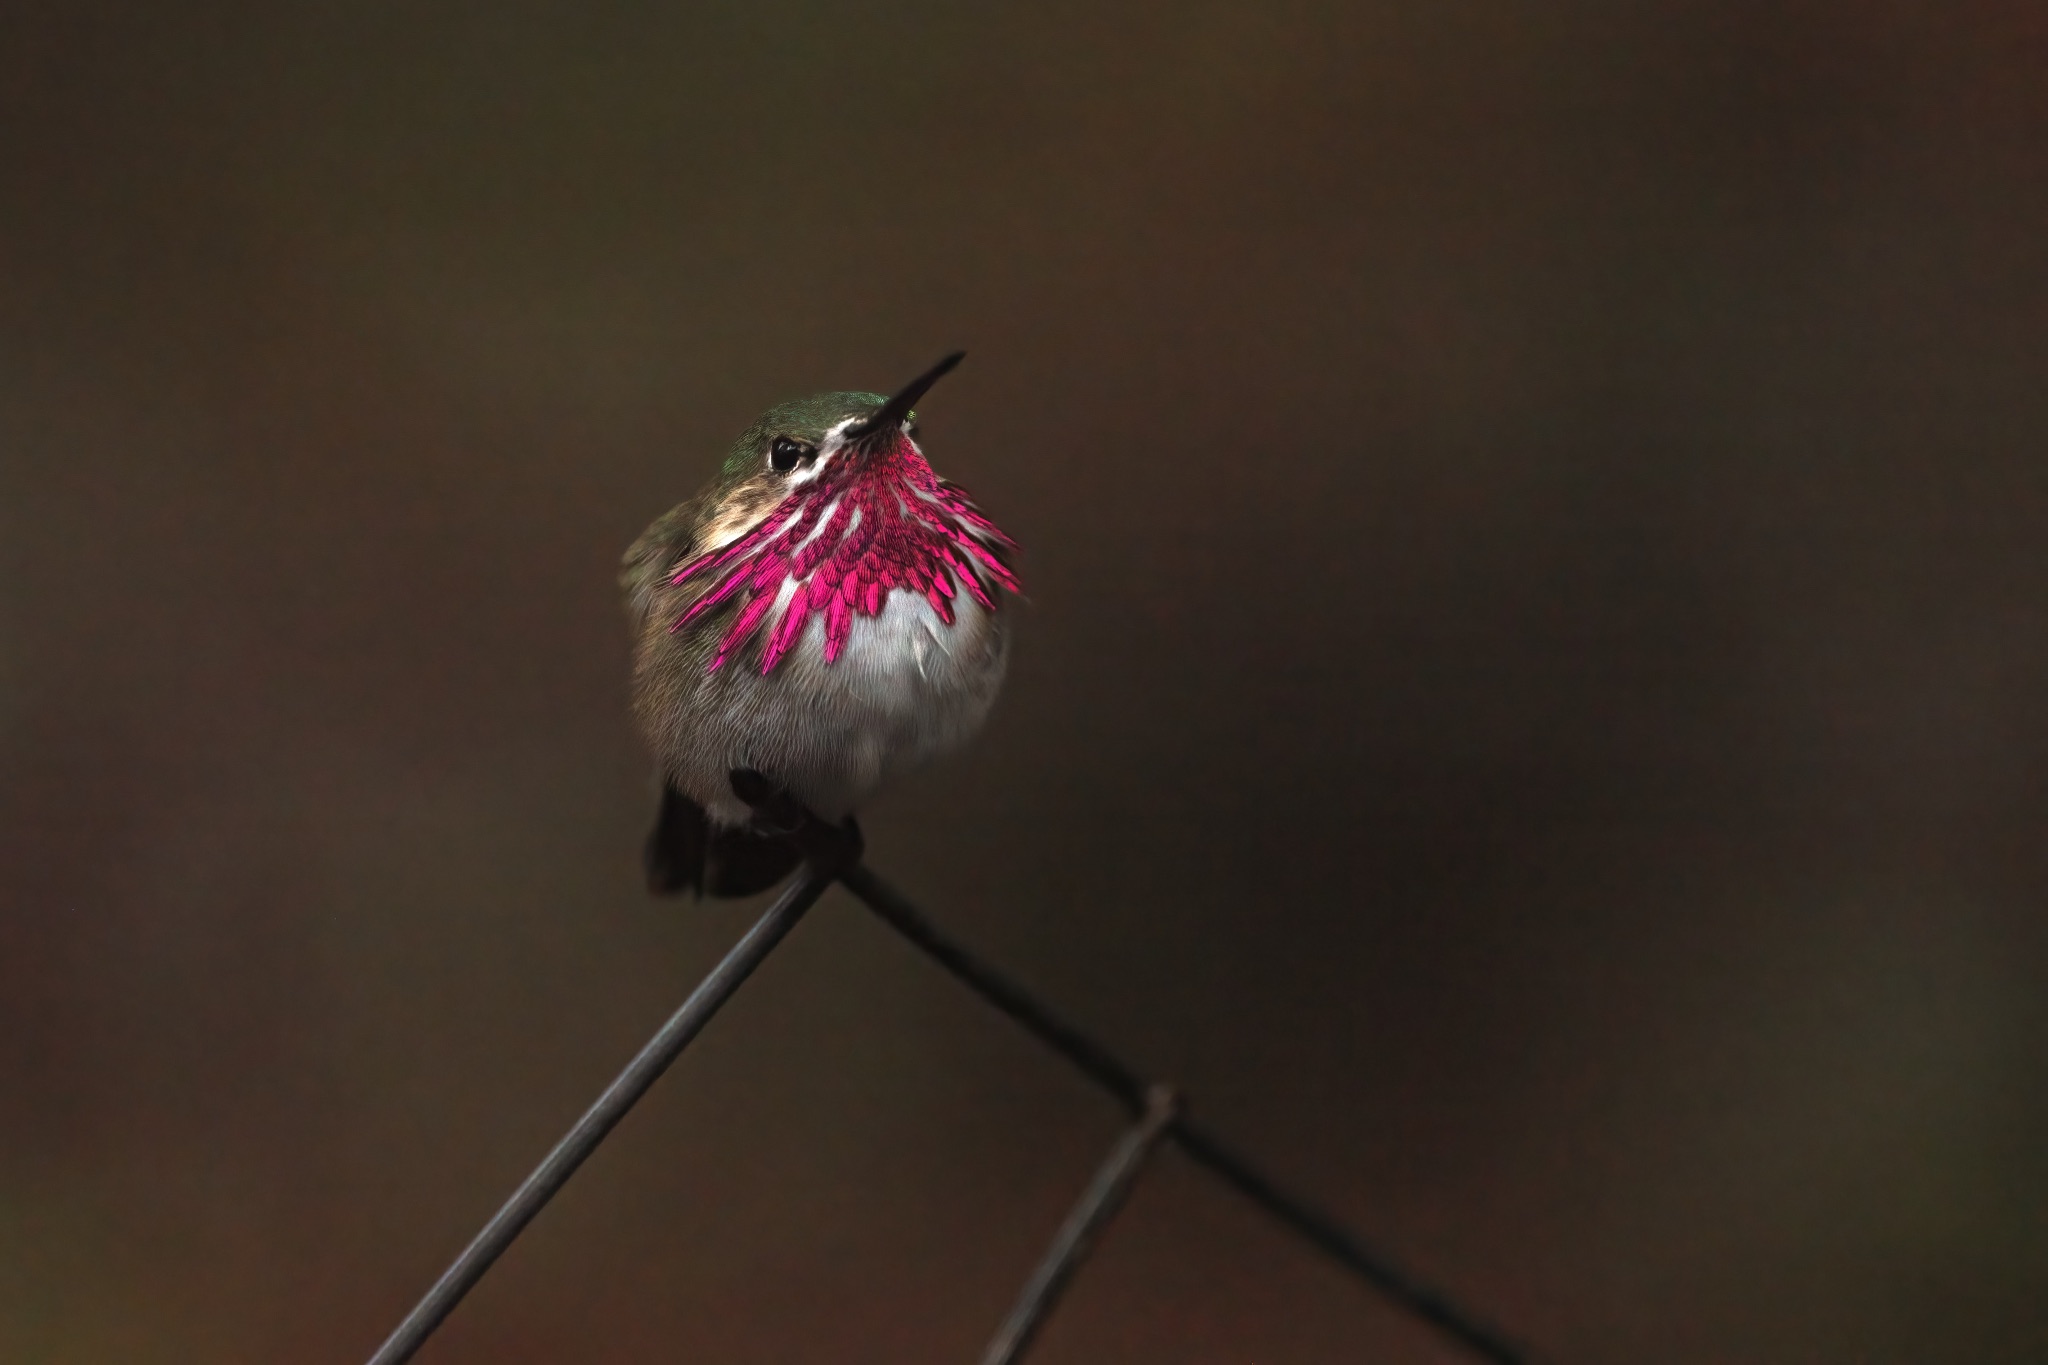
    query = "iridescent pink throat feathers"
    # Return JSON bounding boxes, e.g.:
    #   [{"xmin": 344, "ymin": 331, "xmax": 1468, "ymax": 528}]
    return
[{"xmin": 667, "ymin": 435, "xmax": 1019, "ymax": 674}]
